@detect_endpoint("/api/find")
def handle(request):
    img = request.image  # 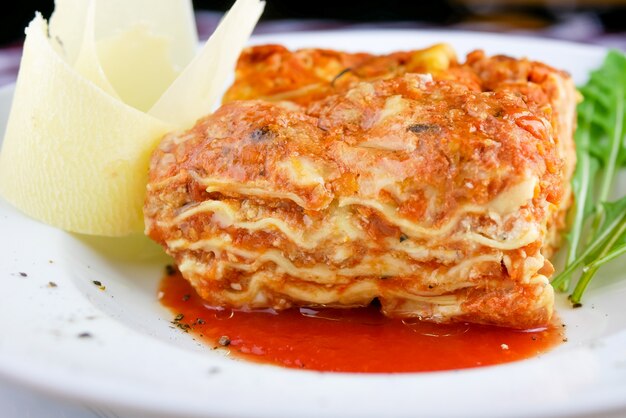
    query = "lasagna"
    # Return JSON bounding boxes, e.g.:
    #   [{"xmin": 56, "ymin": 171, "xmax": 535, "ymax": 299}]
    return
[{"xmin": 144, "ymin": 44, "xmax": 577, "ymax": 329}]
